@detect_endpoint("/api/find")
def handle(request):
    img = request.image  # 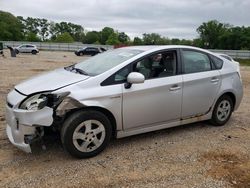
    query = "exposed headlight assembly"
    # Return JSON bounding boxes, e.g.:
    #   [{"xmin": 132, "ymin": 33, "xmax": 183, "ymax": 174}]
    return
[{"xmin": 19, "ymin": 92, "xmax": 70, "ymax": 111}]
